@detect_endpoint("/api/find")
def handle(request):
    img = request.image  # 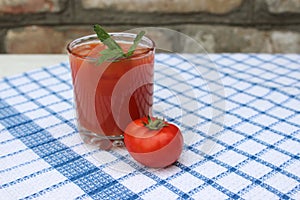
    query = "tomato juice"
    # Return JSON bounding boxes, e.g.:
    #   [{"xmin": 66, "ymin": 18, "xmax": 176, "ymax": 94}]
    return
[{"xmin": 67, "ymin": 33, "xmax": 155, "ymax": 142}]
